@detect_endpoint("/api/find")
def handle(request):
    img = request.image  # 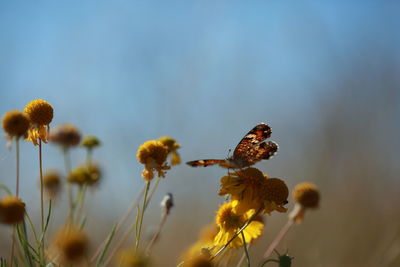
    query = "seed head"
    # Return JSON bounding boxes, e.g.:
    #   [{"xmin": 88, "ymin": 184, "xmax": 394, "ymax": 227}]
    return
[
  {"xmin": 81, "ymin": 135, "xmax": 101, "ymax": 149},
  {"xmin": 53, "ymin": 225, "xmax": 89, "ymax": 264},
  {"xmin": 293, "ymin": 182, "xmax": 320, "ymax": 208},
  {"xmin": 50, "ymin": 124, "xmax": 81, "ymax": 148},
  {"xmin": 2, "ymin": 110, "xmax": 30, "ymax": 138},
  {"xmin": 24, "ymin": 99, "xmax": 53, "ymax": 125},
  {"xmin": 0, "ymin": 196, "xmax": 25, "ymax": 225}
]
